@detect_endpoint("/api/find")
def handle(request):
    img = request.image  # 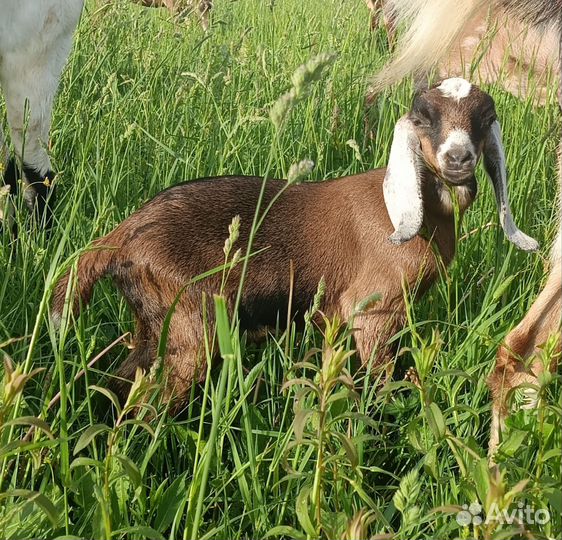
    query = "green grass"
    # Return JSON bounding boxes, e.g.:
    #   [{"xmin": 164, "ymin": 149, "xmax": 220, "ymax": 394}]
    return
[{"xmin": 0, "ymin": 0, "xmax": 560, "ymax": 538}]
